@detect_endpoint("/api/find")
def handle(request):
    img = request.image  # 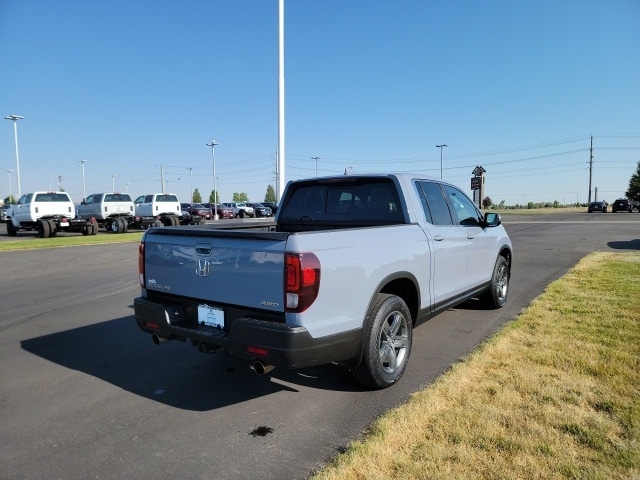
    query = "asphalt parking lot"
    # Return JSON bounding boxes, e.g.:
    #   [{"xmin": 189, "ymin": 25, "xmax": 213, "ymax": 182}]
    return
[{"xmin": 0, "ymin": 211, "xmax": 638, "ymax": 479}]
